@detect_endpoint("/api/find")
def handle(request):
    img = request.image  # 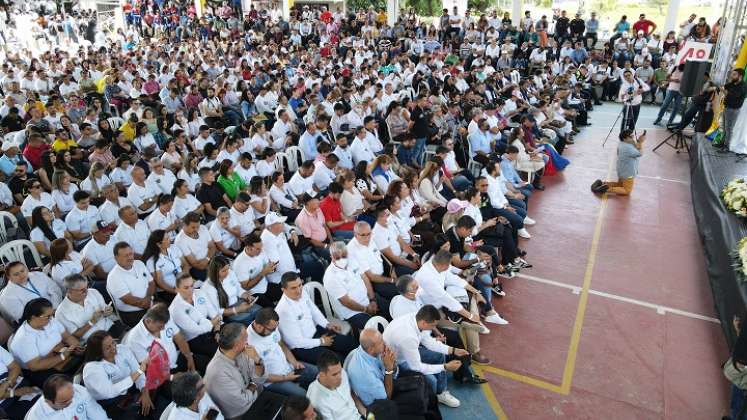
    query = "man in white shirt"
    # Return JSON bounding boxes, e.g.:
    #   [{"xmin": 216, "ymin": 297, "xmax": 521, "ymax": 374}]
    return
[
  {"xmin": 313, "ymin": 154, "xmax": 338, "ymax": 191},
  {"xmin": 174, "ymin": 212, "xmax": 216, "ymax": 281},
  {"xmin": 56, "ymin": 273, "xmax": 120, "ymax": 343},
  {"xmin": 26, "ymin": 374, "xmax": 108, "ymax": 420},
  {"xmin": 271, "ymin": 110, "xmax": 296, "ymax": 146},
  {"xmin": 147, "ymin": 158, "xmax": 177, "ymax": 195},
  {"xmin": 169, "ymin": 273, "xmax": 221, "ymax": 358},
  {"xmin": 127, "ymin": 166, "xmax": 160, "ymax": 216},
  {"xmin": 333, "ymin": 135, "xmax": 354, "ymax": 170},
  {"xmin": 233, "ymin": 233, "xmax": 281, "ymax": 306},
  {"xmin": 229, "ymin": 192, "xmax": 256, "ymax": 238},
  {"xmin": 167, "ymin": 372, "xmax": 225, "ymax": 420},
  {"xmin": 347, "ymin": 222, "xmax": 399, "ymax": 300},
  {"xmin": 123, "ymin": 303, "xmax": 203, "ymax": 375},
  {"xmin": 306, "ymin": 351, "xmax": 363, "ymax": 420},
  {"xmin": 64, "ymin": 190, "xmax": 98, "ymax": 248},
  {"xmin": 383, "ymin": 305, "xmax": 464, "ymax": 407},
  {"xmin": 0, "ymin": 261, "xmax": 62, "ymax": 324},
  {"xmin": 286, "ymin": 161, "xmax": 318, "ymax": 198},
  {"xmin": 80, "ymin": 221, "xmax": 117, "ymax": 281},
  {"xmin": 260, "ymin": 212, "xmax": 305, "ymax": 284},
  {"xmin": 111, "ymin": 205, "xmax": 150, "ymax": 258},
  {"xmin": 323, "ymin": 242, "xmax": 380, "ymax": 331},
  {"xmin": 146, "ymin": 194, "xmax": 179, "ymax": 240},
  {"xmin": 275, "ymin": 272, "xmax": 356, "ymax": 365},
  {"xmin": 106, "ymin": 242, "xmax": 156, "ymax": 327},
  {"xmin": 299, "ymin": 121, "xmax": 323, "ymax": 160},
  {"xmin": 97, "ymin": 184, "xmax": 133, "ymax": 226},
  {"xmin": 350, "ymin": 128, "xmax": 375, "ymax": 165},
  {"xmin": 248, "ymin": 308, "xmax": 319, "ymax": 397},
  {"xmin": 618, "ymin": 69, "xmax": 650, "ymax": 131}
]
